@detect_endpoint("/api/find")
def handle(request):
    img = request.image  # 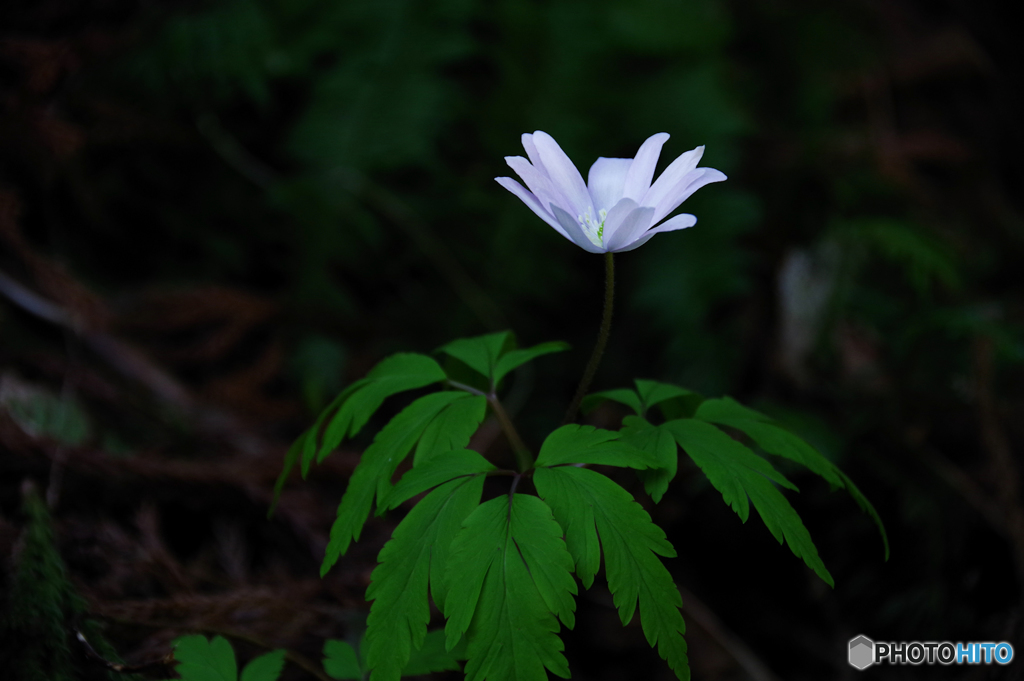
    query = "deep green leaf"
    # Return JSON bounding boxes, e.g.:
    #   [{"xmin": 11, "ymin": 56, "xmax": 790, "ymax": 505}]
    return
[
  {"xmin": 653, "ymin": 392, "xmax": 707, "ymax": 421},
  {"xmin": 581, "ymin": 381, "xmax": 698, "ymax": 418},
  {"xmin": 321, "ymin": 391, "xmax": 466, "ymax": 575},
  {"xmin": 492, "ymin": 341, "xmax": 570, "ymax": 386},
  {"xmin": 438, "ymin": 333, "xmax": 568, "ymax": 390},
  {"xmin": 400, "ymin": 630, "xmax": 464, "ymax": 676},
  {"xmin": 438, "ymin": 332, "xmax": 512, "ymax": 382},
  {"xmin": 620, "ymin": 416, "xmax": 678, "ymax": 503},
  {"xmin": 693, "ymin": 396, "xmax": 773, "ymax": 425},
  {"xmin": 240, "ymin": 650, "xmax": 286, "ymax": 681},
  {"xmin": 664, "ymin": 419, "xmax": 833, "ymax": 586},
  {"xmin": 634, "ymin": 380, "xmax": 697, "ymax": 412},
  {"xmin": 836, "ymin": 470, "xmax": 890, "ymax": 560},
  {"xmin": 382, "ymin": 449, "xmax": 495, "ymax": 511},
  {"xmin": 580, "ymin": 388, "xmax": 642, "ymax": 416},
  {"xmin": 535, "ymin": 424, "xmax": 660, "ymax": 469},
  {"xmin": 323, "ymin": 640, "xmax": 363, "ymax": 681},
  {"xmin": 365, "ymin": 476, "xmax": 485, "ymax": 681},
  {"xmin": 444, "ymin": 495, "xmax": 576, "ymax": 681},
  {"xmin": 695, "ymin": 398, "xmax": 837, "ymax": 485},
  {"xmin": 270, "ymin": 429, "xmax": 309, "ymax": 516},
  {"xmin": 301, "ymin": 380, "xmax": 369, "ymax": 476},
  {"xmin": 317, "ymin": 354, "xmax": 447, "ymax": 464},
  {"xmin": 695, "ymin": 397, "xmax": 888, "ymax": 559},
  {"xmin": 414, "ymin": 395, "xmax": 487, "ymax": 465},
  {"xmin": 174, "ymin": 635, "xmax": 237, "ymax": 681},
  {"xmin": 534, "ymin": 467, "xmax": 688, "ymax": 680}
]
